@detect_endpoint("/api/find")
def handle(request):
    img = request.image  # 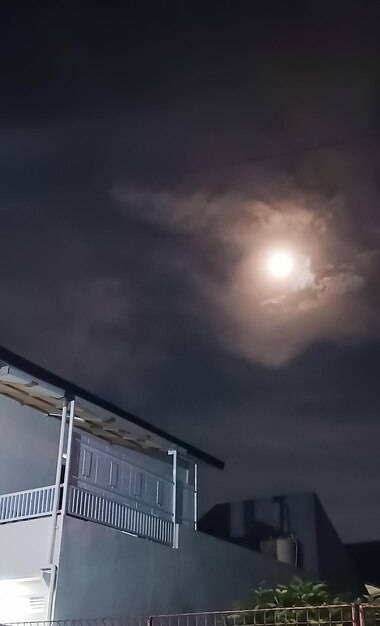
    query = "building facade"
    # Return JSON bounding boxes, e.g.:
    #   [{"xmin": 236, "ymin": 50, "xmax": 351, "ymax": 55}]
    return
[{"xmin": 0, "ymin": 347, "xmax": 302, "ymax": 622}]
